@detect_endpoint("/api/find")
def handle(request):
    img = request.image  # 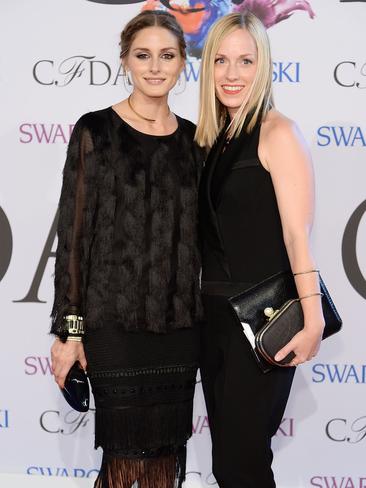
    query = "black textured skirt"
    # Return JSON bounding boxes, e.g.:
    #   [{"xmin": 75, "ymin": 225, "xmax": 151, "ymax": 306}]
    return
[{"xmin": 84, "ymin": 324, "xmax": 199, "ymax": 488}]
